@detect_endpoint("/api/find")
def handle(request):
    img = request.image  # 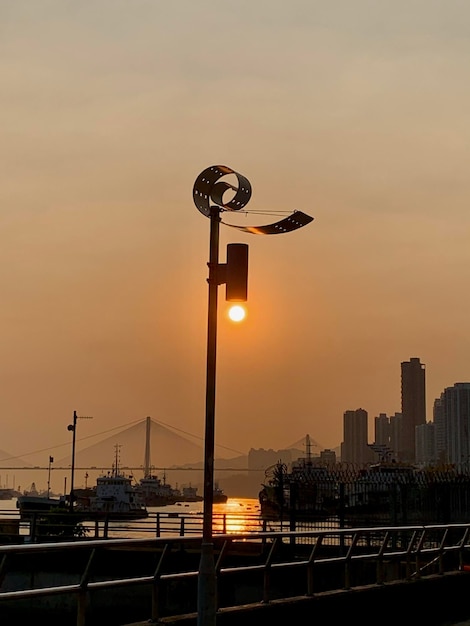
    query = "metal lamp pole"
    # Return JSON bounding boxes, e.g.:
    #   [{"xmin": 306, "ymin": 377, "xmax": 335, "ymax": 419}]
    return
[
  {"xmin": 47, "ymin": 456, "xmax": 53, "ymax": 498},
  {"xmin": 67, "ymin": 410, "xmax": 93, "ymax": 513},
  {"xmin": 193, "ymin": 165, "xmax": 313, "ymax": 626},
  {"xmin": 197, "ymin": 205, "xmax": 221, "ymax": 625},
  {"xmin": 203, "ymin": 205, "xmax": 221, "ymax": 538},
  {"xmin": 47, "ymin": 456, "xmax": 54, "ymax": 497}
]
